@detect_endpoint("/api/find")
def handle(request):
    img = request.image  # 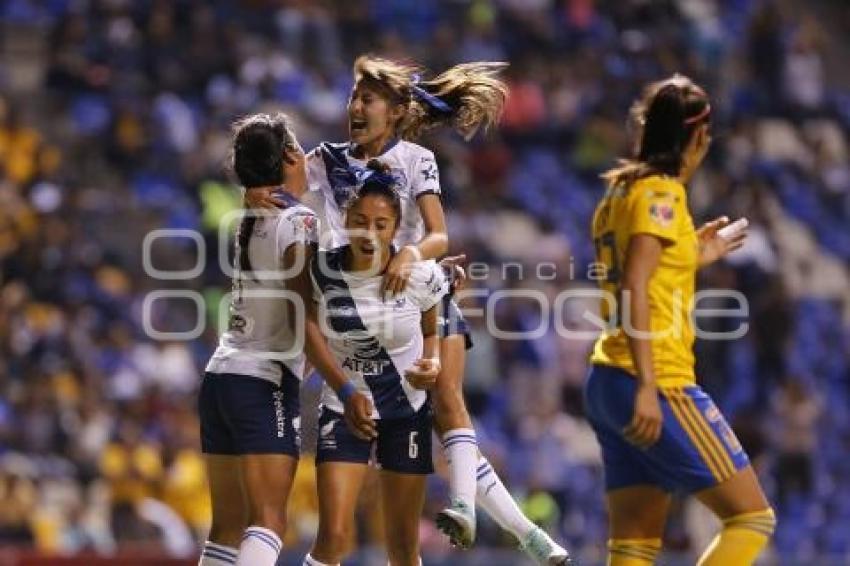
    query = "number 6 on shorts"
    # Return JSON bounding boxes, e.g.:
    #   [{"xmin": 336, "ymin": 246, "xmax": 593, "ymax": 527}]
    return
[{"xmin": 409, "ymin": 431, "xmax": 419, "ymax": 459}]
